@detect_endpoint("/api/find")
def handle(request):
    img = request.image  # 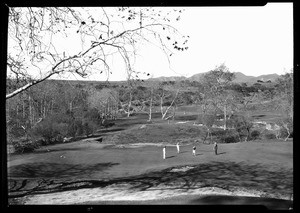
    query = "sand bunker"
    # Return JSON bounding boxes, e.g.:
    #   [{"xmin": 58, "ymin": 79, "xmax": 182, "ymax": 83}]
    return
[
  {"xmin": 115, "ymin": 143, "xmax": 174, "ymax": 148},
  {"xmin": 170, "ymin": 166, "xmax": 195, "ymax": 172},
  {"xmin": 20, "ymin": 184, "xmax": 270, "ymax": 205}
]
